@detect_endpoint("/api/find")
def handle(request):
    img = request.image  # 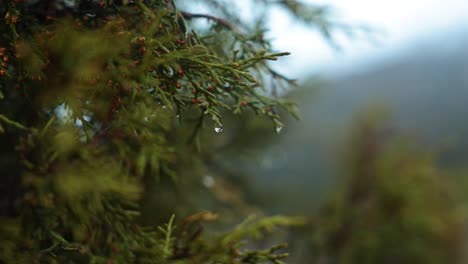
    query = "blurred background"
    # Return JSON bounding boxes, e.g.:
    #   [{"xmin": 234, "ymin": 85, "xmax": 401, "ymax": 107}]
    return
[
  {"xmin": 211, "ymin": 1, "xmax": 468, "ymax": 263},
  {"xmin": 242, "ymin": 0, "xmax": 468, "ymax": 211},
  {"xmin": 215, "ymin": 0, "xmax": 462, "ymax": 208}
]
